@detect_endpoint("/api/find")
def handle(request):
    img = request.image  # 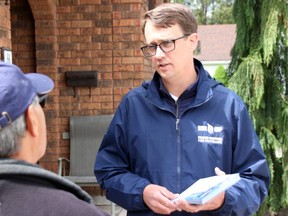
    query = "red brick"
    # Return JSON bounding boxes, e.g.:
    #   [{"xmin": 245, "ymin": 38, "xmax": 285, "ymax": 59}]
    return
[{"xmin": 0, "ymin": 0, "xmax": 159, "ymax": 173}]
